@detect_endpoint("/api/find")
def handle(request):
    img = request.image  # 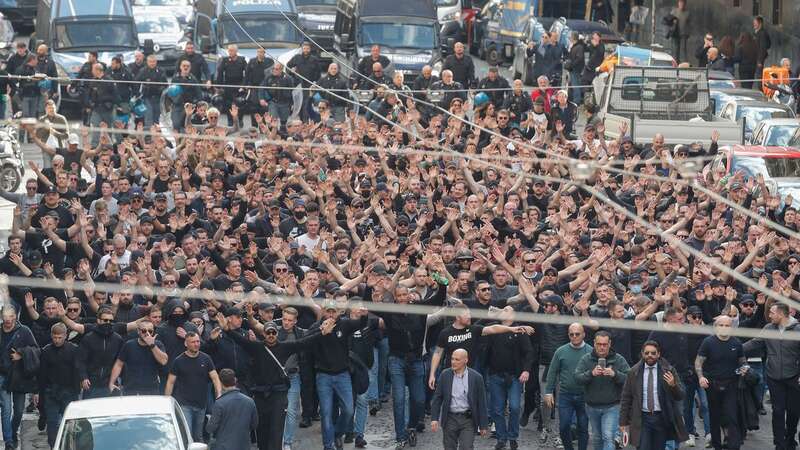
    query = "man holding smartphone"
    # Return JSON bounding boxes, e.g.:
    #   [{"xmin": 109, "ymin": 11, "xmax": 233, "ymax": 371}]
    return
[{"xmin": 575, "ymin": 331, "xmax": 630, "ymax": 450}]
